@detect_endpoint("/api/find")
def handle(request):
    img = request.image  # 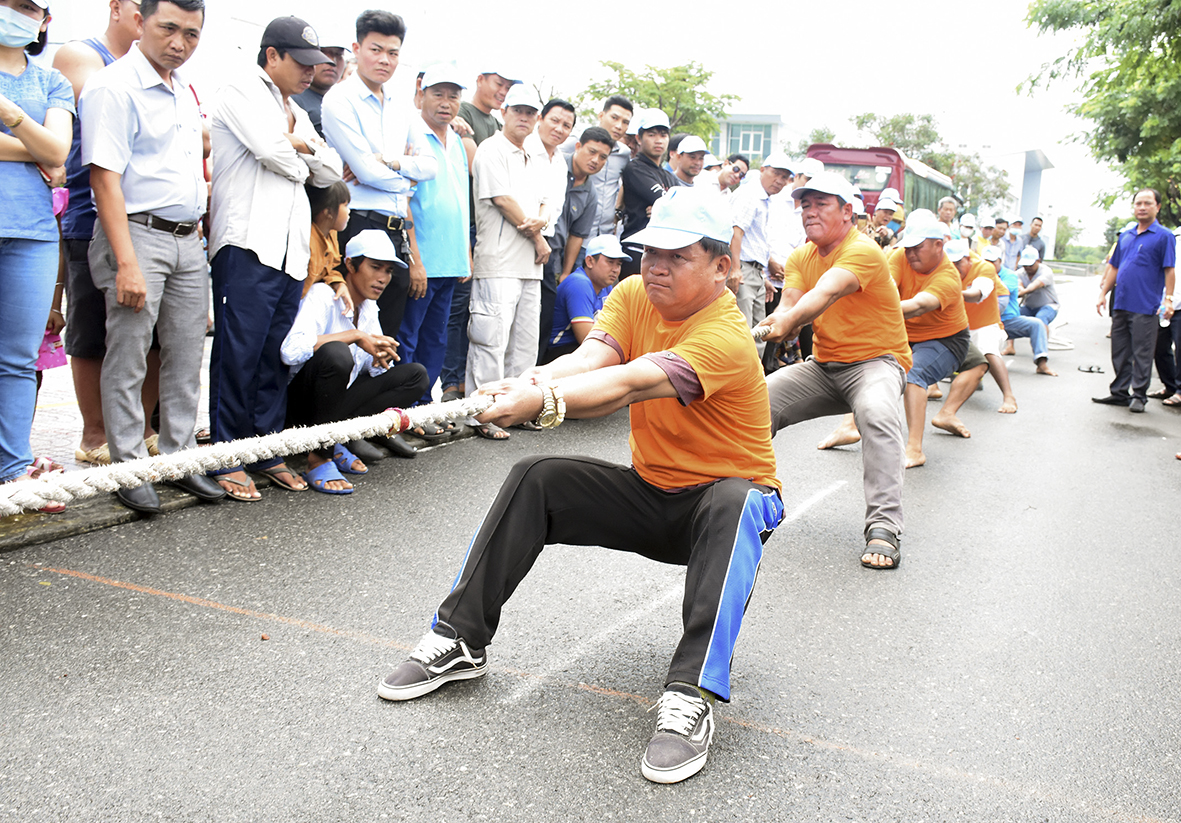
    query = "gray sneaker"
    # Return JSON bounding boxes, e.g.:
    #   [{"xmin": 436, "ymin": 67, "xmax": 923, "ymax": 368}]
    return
[
  {"xmin": 378, "ymin": 623, "xmax": 487, "ymax": 701},
  {"xmin": 641, "ymin": 683, "xmax": 714, "ymax": 783}
]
